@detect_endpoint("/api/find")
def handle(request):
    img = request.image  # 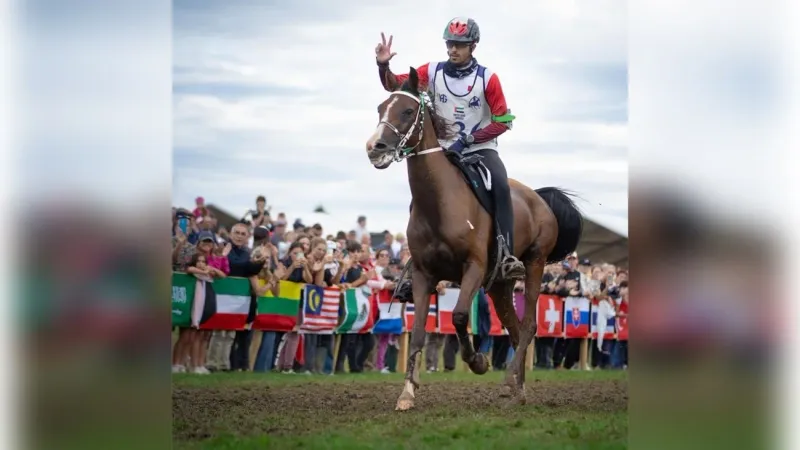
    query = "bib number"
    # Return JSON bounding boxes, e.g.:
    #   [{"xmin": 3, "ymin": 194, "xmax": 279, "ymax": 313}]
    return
[{"xmin": 455, "ymin": 121, "xmax": 481, "ymax": 140}]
